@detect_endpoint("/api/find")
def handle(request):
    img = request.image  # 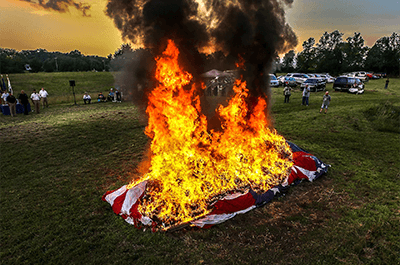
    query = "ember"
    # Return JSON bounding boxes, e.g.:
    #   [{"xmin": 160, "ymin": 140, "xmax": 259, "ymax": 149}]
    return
[{"xmin": 126, "ymin": 40, "xmax": 293, "ymax": 229}]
